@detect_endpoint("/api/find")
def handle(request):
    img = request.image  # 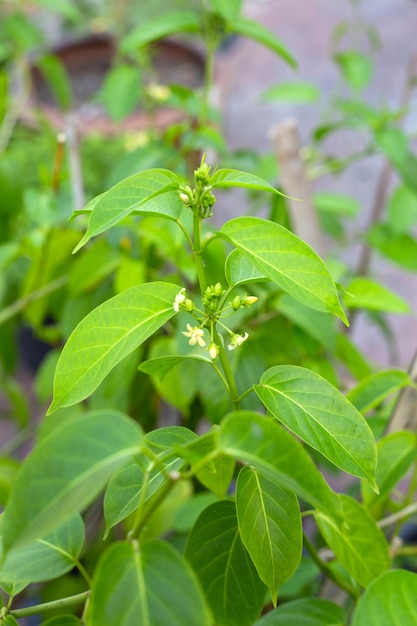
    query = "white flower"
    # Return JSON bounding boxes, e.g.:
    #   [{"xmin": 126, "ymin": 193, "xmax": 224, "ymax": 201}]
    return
[
  {"xmin": 182, "ymin": 324, "xmax": 206, "ymax": 347},
  {"xmin": 228, "ymin": 332, "xmax": 249, "ymax": 351},
  {"xmin": 208, "ymin": 342, "xmax": 218, "ymax": 360},
  {"xmin": 173, "ymin": 288, "xmax": 186, "ymax": 312}
]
